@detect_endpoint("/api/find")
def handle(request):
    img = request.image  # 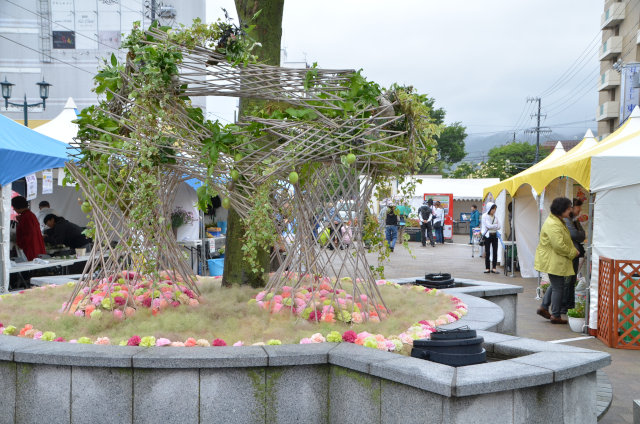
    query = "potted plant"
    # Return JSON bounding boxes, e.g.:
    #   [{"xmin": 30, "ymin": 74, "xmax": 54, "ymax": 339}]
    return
[
  {"xmin": 170, "ymin": 207, "xmax": 195, "ymax": 237},
  {"xmin": 567, "ymin": 301, "xmax": 585, "ymax": 333}
]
